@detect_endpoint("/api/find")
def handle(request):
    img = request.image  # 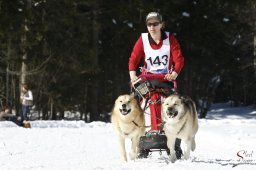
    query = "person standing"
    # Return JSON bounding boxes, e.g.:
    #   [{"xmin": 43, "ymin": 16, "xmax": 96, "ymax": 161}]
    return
[
  {"xmin": 129, "ymin": 12, "xmax": 184, "ymax": 130},
  {"xmin": 20, "ymin": 84, "xmax": 33, "ymax": 121},
  {"xmin": 129, "ymin": 12, "xmax": 184, "ymax": 159}
]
